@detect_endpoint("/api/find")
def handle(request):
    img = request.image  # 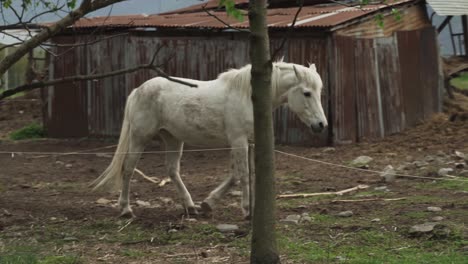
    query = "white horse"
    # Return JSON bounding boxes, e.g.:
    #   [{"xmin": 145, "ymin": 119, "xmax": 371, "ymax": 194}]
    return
[{"xmin": 91, "ymin": 61, "xmax": 328, "ymax": 219}]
